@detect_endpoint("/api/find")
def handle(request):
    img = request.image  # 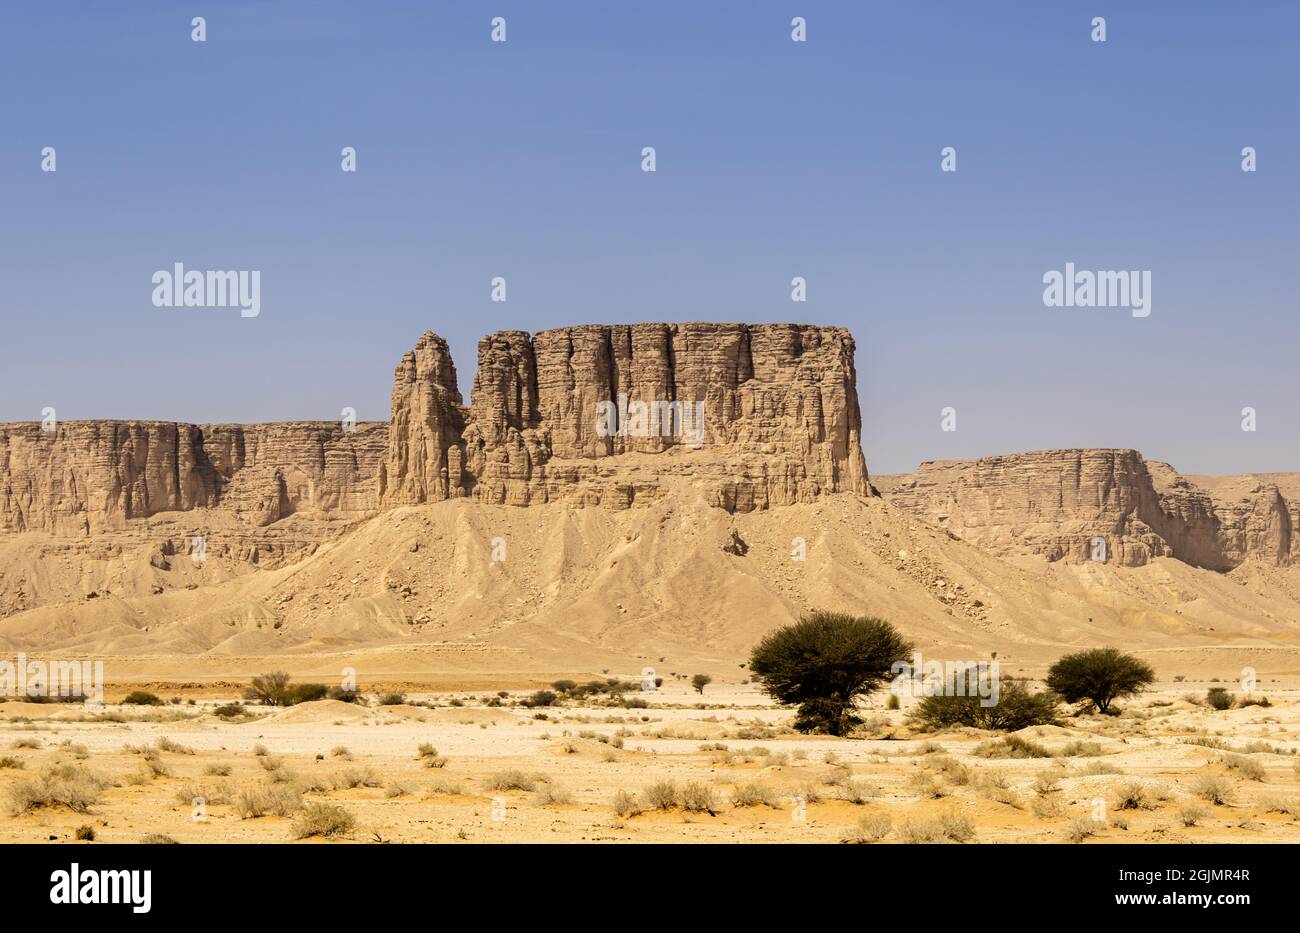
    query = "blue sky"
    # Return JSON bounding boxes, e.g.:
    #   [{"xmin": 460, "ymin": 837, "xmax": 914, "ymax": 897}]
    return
[{"xmin": 1, "ymin": 1, "xmax": 1296, "ymax": 475}]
